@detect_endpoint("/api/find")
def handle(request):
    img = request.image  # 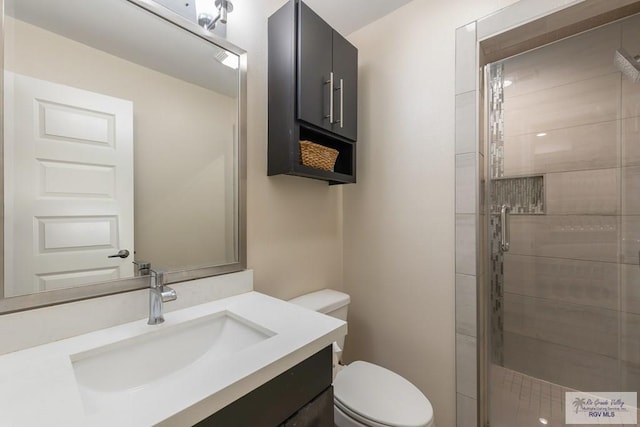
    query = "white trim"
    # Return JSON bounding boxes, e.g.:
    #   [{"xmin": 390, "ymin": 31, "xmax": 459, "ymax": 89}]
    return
[{"xmin": 476, "ymin": 0, "xmax": 585, "ymax": 41}]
